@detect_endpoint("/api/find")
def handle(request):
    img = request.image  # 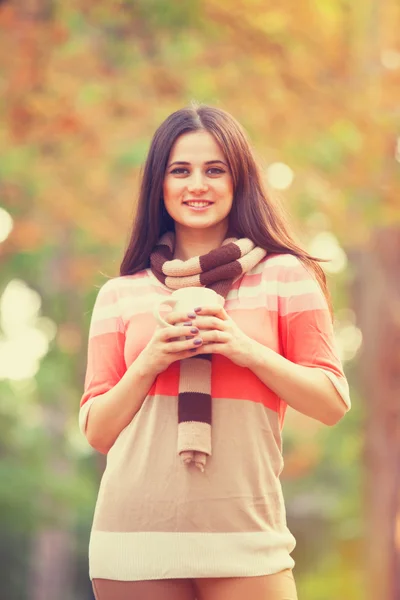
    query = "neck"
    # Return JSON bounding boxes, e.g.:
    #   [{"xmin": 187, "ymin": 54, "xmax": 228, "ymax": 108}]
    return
[{"xmin": 173, "ymin": 223, "xmax": 229, "ymax": 260}]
